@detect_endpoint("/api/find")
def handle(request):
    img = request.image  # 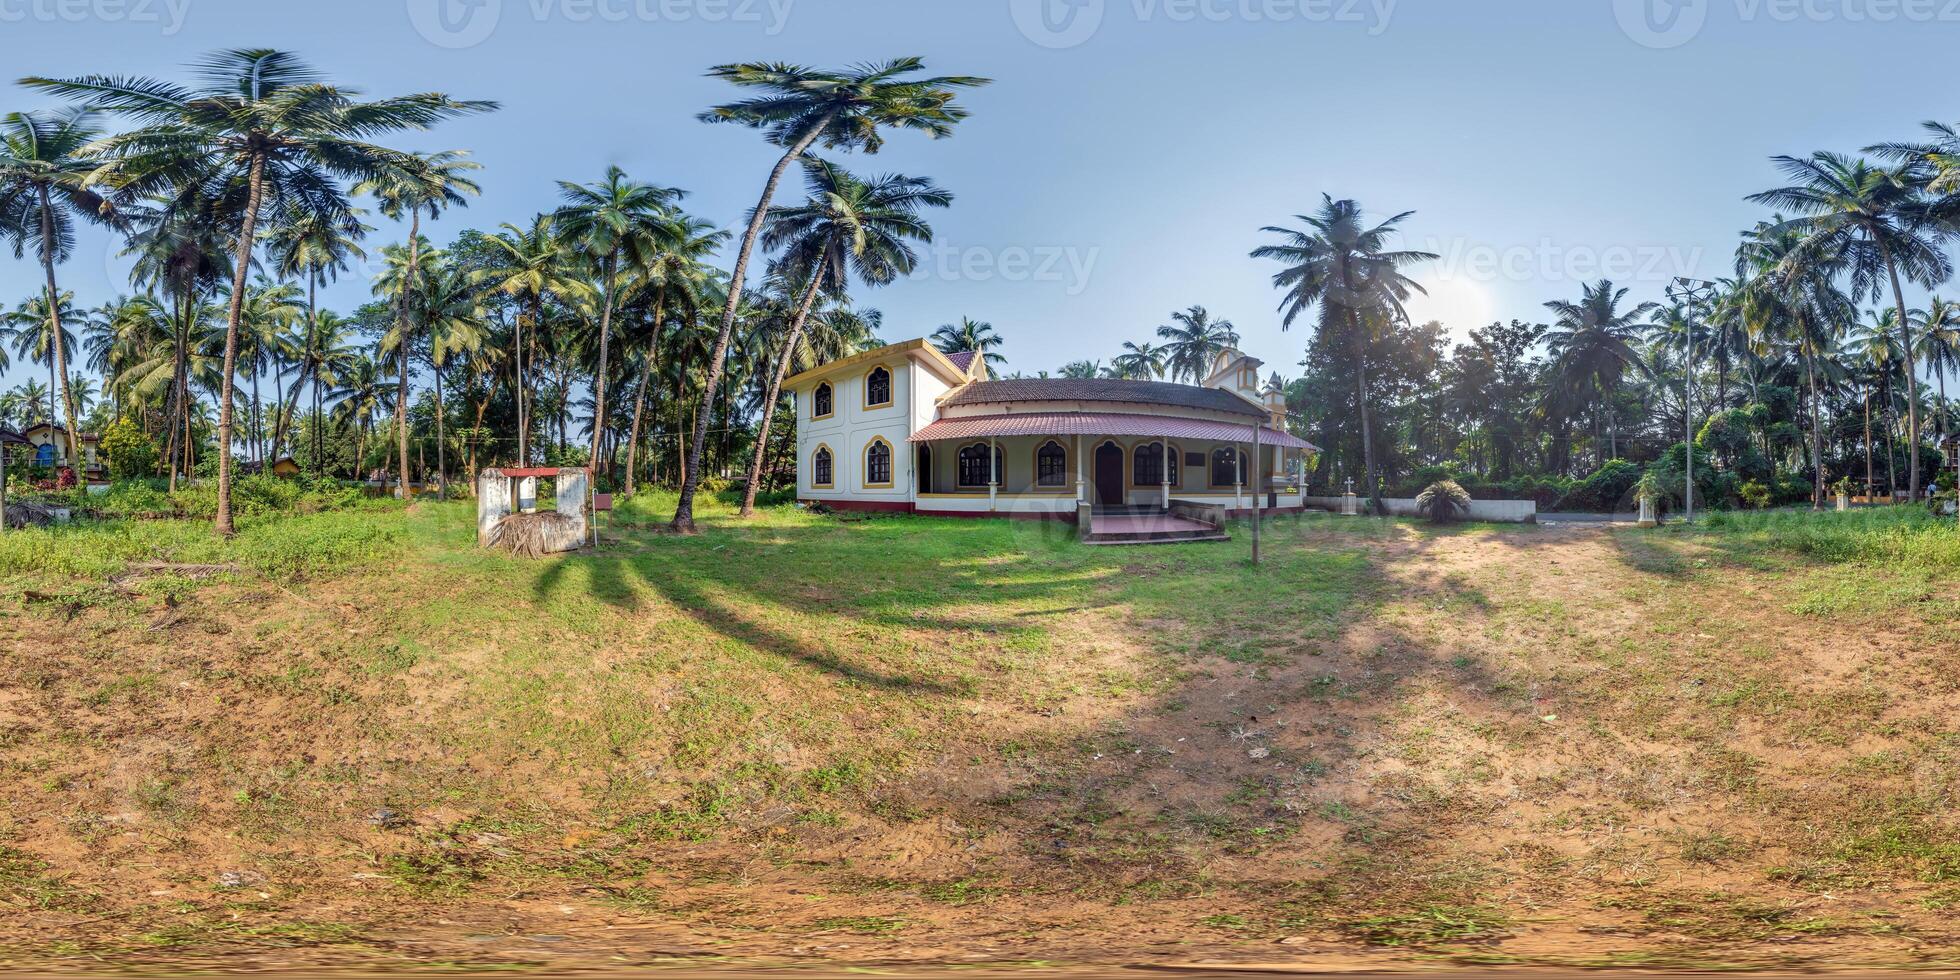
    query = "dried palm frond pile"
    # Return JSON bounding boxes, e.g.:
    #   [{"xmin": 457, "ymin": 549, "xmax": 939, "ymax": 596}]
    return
[
  {"xmin": 3, "ymin": 500, "xmax": 63, "ymax": 529},
  {"xmin": 487, "ymin": 511, "xmax": 578, "ymax": 558}
]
